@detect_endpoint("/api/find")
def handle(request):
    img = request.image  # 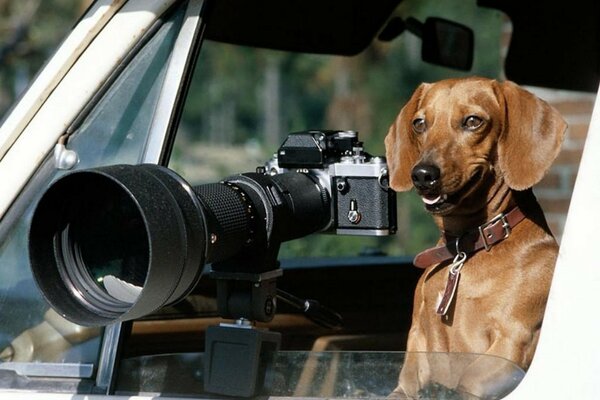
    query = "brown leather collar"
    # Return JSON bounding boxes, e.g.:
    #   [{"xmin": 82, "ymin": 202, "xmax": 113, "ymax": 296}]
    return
[{"xmin": 413, "ymin": 206, "xmax": 526, "ymax": 269}]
